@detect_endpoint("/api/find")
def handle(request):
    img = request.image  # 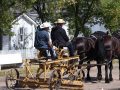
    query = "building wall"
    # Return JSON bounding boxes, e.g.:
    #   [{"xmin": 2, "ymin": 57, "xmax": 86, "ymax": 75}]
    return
[
  {"xmin": 2, "ymin": 36, "xmax": 10, "ymax": 50},
  {"xmin": 10, "ymin": 17, "xmax": 36, "ymax": 50}
]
